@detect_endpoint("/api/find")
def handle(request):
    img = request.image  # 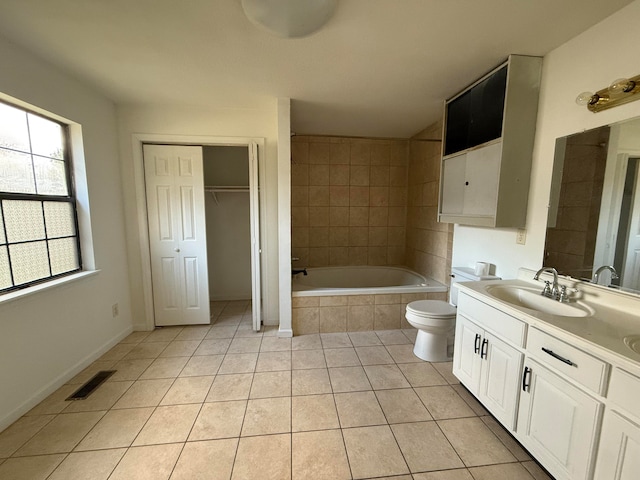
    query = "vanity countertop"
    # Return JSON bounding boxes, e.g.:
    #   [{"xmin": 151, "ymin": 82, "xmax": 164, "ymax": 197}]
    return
[{"xmin": 456, "ymin": 269, "xmax": 640, "ymax": 369}]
